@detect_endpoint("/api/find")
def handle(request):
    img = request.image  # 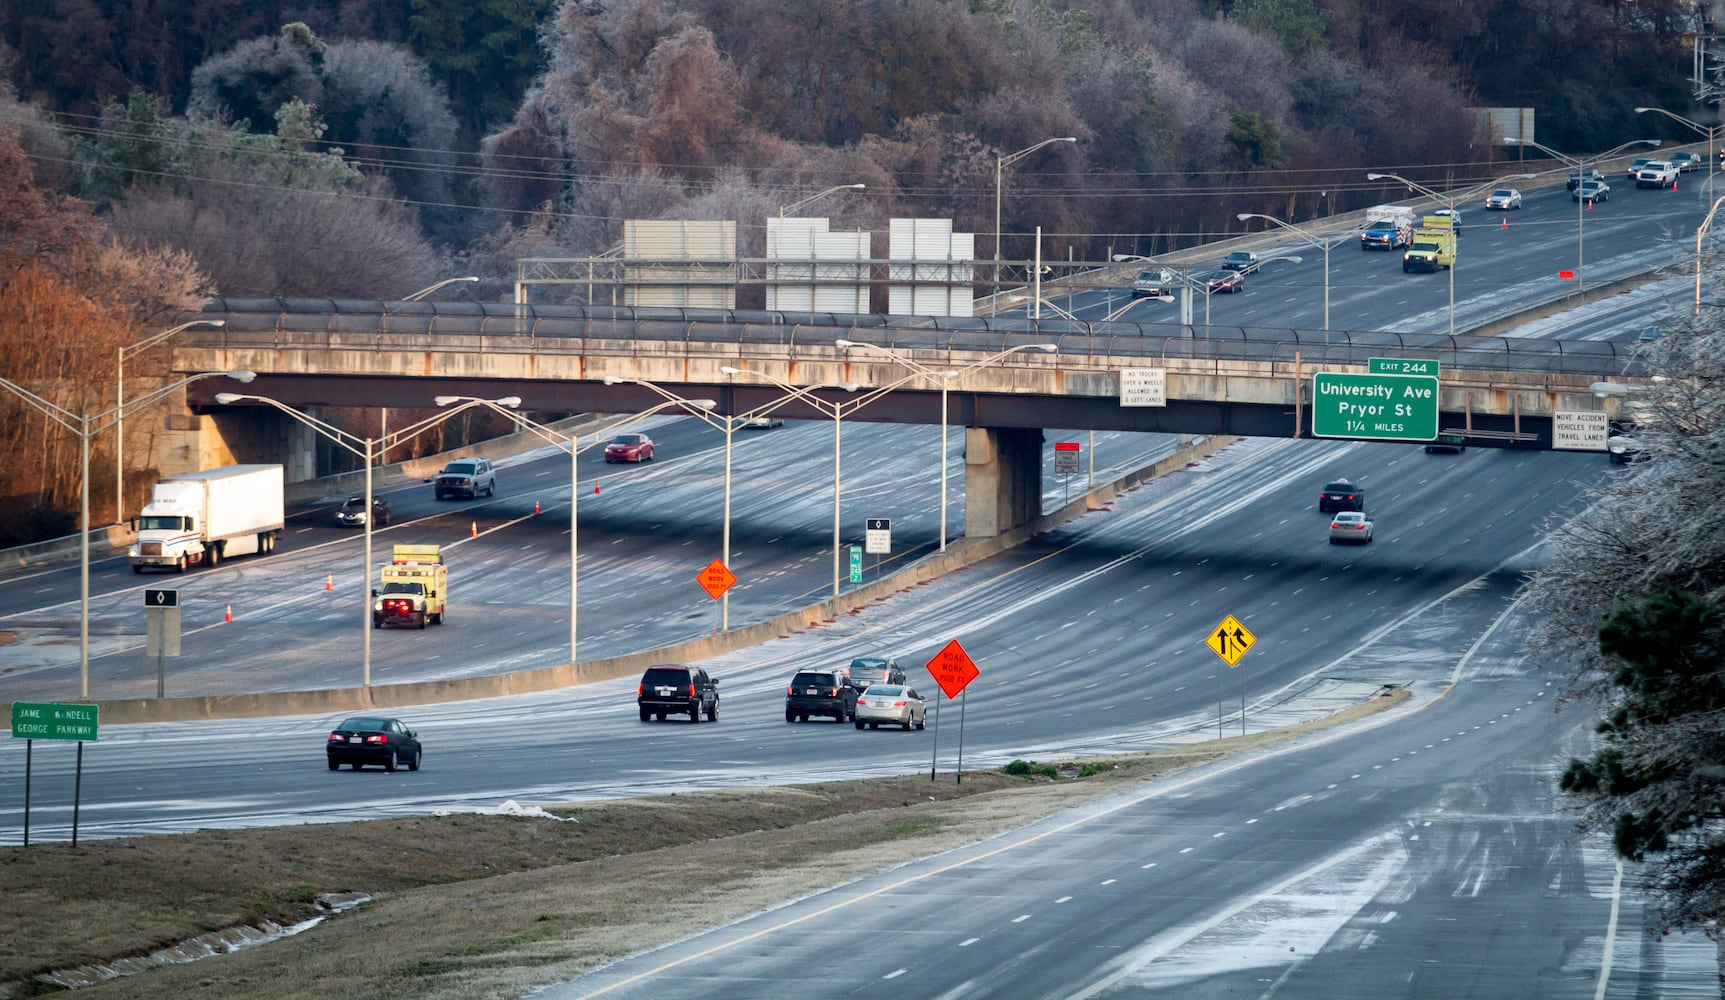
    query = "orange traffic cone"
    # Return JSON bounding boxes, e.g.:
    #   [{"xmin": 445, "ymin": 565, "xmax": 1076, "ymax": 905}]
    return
[
  {"xmin": 534, "ymin": 499, "xmax": 541, "ymax": 514},
  {"xmin": 325, "ymin": 573, "xmax": 334, "ymax": 591},
  {"xmin": 224, "ymin": 603, "xmax": 233, "ymax": 623},
  {"xmin": 594, "ymin": 480, "xmax": 601, "ymax": 494},
  {"xmin": 1500, "ymin": 215, "xmax": 1507, "ymax": 231},
  {"xmin": 470, "ymin": 520, "xmax": 477, "ymax": 538}
]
